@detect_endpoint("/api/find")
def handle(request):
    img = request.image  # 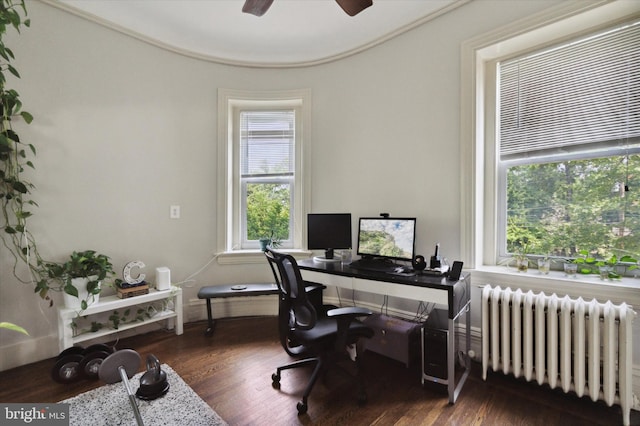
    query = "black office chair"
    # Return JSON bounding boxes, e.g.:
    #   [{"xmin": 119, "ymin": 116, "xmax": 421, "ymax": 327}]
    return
[
  {"xmin": 265, "ymin": 249, "xmax": 340, "ymax": 357},
  {"xmin": 265, "ymin": 248, "xmax": 374, "ymax": 415}
]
